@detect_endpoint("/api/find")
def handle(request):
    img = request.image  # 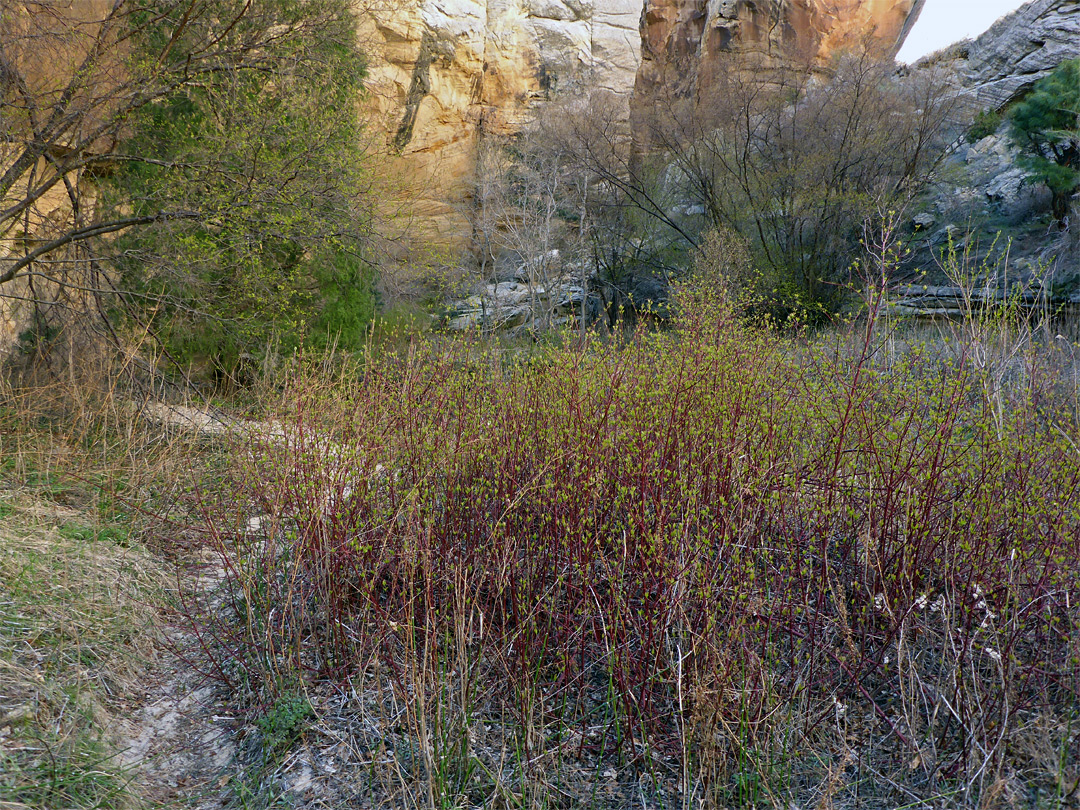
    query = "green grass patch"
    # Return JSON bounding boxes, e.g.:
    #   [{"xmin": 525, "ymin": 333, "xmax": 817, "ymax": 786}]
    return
[{"xmin": 255, "ymin": 691, "xmax": 313, "ymax": 763}]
